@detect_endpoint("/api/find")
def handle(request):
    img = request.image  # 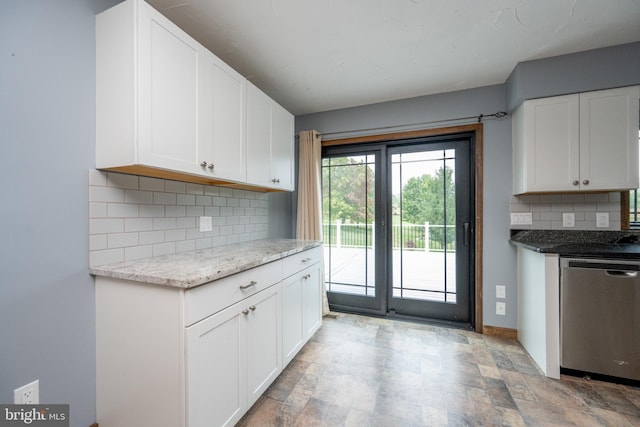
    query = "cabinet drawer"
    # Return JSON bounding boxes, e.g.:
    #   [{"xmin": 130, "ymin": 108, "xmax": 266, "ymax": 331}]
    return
[
  {"xmin": 282, "ymin": 246, "xmax": 323, "ymax": 279},
  {"xmin": 185, "ymin": 260, "xmax": 282, "ymax": 326}
]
